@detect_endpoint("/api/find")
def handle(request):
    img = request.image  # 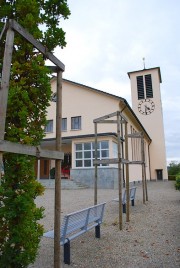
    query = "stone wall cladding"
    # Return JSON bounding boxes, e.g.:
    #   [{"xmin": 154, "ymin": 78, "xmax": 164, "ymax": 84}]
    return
[{"xmin": 70, "ymin": 168, "xmax": 118, "ymax": 189}]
